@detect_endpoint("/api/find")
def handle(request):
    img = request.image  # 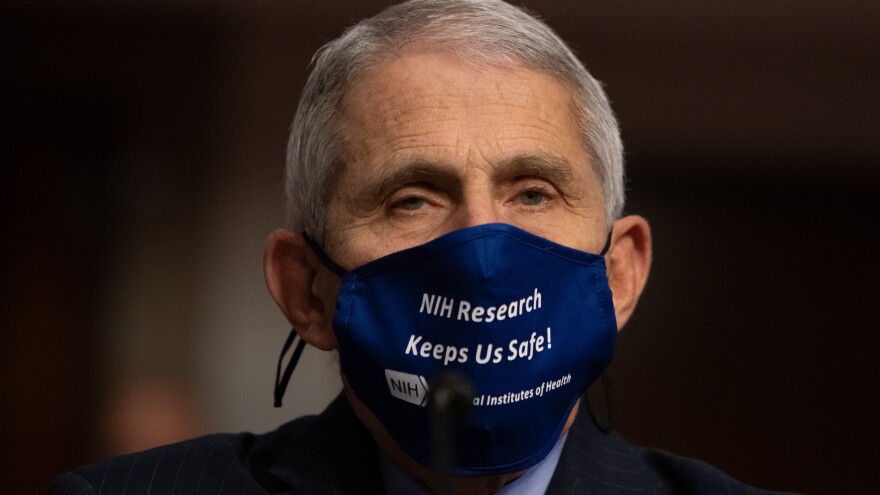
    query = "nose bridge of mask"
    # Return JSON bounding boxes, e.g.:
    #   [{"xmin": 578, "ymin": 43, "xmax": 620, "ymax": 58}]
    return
[
  {"xmin": 302, "ymin": 226, "xmax": 613, "ymax": 279},
  {"xmin": 338, "ymin": 227, "xmax": 565, "ymax": 294}
]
